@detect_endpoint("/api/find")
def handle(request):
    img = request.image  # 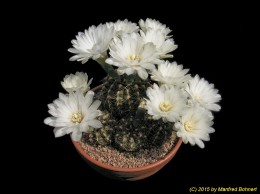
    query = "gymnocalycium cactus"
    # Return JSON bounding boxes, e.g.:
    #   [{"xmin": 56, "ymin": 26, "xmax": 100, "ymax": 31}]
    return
[{"xmin": 44, "ymin": 18, "xmax": 221, "ymax": 151}]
